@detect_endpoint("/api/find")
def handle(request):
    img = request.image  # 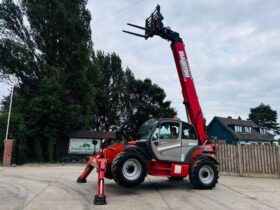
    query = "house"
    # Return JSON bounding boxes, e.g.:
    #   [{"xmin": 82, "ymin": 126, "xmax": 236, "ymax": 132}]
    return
[{"xmin": 207, "ymin": 116, "xmax": 275, "ymax": 145}]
